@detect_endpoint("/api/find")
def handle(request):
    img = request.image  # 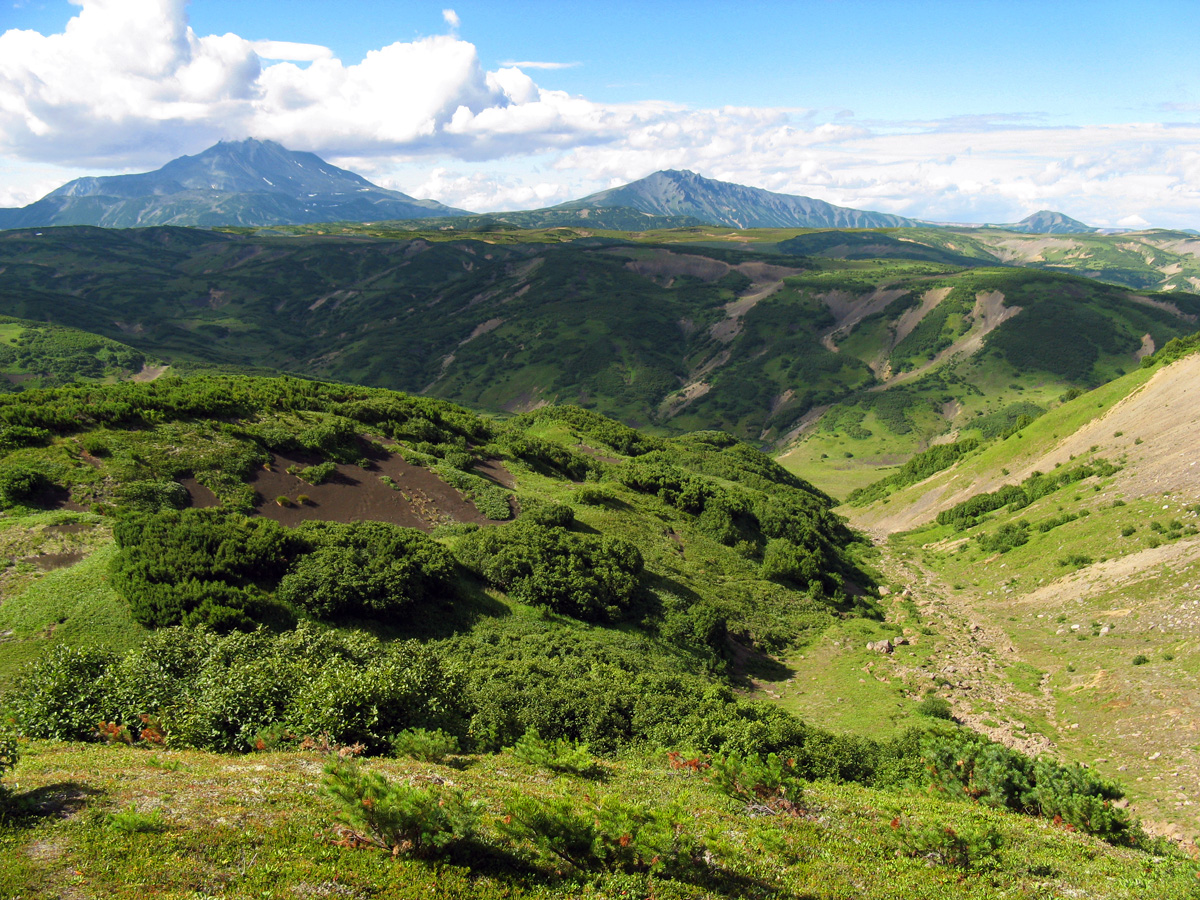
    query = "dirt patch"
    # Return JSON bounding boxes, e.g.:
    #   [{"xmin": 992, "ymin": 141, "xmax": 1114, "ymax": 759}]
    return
[
  {"xmin": 893, "ymin": 287, "xmax": 951, "ymax": 346},
  {"xmin": 22, "ymin": 550, "xmax": 84, "ymax": 571},
  {"xmin": 1129, "ymin": 293, "xmax": 1197, "ymax": 323},
  {"xmin": 245, "ymin": 453, "xmax": 495, "ymax": 531},
  {"xmin": 880, "ymin": 291, "xmax": 1021, "ymax": 389},
  {"xmin": 180, "ymin": 478, "xmax": 219, "ymax": 508},
  {"xmin": 659, "ymin": 380, "xmax": 711, "ymax": 418},
  {"xmin": 500, "ymin": 391, "xmax": 548, "ymax": 414},
  {"xmin": 460, "ymin": 317, "xmax": 504, "ymax": 345},
  {"xmin": 1135, "ymin": 333, "xmax": 1156, "ymax": 361},
  {"xmin": 856, "ymin": 352, "xmax": 1200, "ymax": 535},
  {"xmin": 474, "ymin": 458, "xmax": 515, "ymax": 489},
  {"xmin": 131, "ymin": 364, "xmax": 169, "ymax": 382},
  {"xmin": 818, "ymin": 287, "xmax": 909, "ymax": 351}
]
